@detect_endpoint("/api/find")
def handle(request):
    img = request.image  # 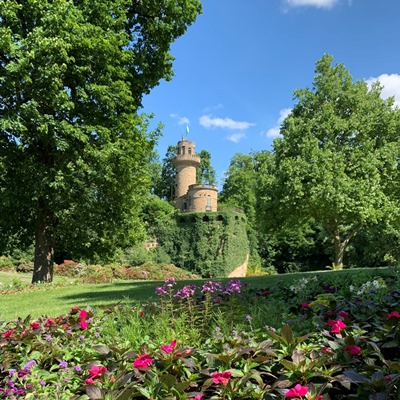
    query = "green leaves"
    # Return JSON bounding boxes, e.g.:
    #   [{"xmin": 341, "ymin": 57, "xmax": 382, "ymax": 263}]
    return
[
  {"xmin": 0, "ymin": 0, "xmax": 202, "ymax": 280},
  {"xmin": 259, "ymin": 54, "xmax": 400, "ymax": 267}
]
